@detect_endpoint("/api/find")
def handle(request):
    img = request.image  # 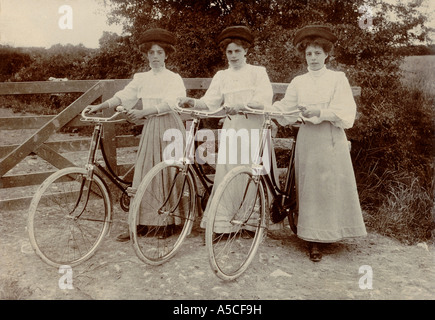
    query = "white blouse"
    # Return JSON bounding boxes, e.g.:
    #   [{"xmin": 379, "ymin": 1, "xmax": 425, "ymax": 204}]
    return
[
  {"xmin": 273, "ymin": 66, "xmax": 356, "ymax": 129},
  {"xmin": 200, "ymin": 64, "xmax": 273, "ymax": 111},
  {"xmin": 114, "ymin": 68, "xmax": 186, "ymax": 110}
]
